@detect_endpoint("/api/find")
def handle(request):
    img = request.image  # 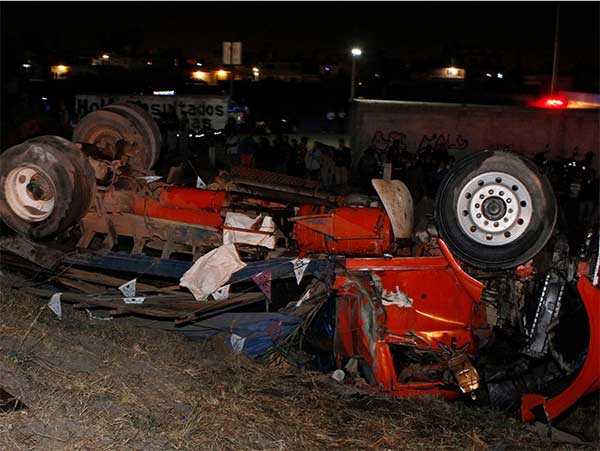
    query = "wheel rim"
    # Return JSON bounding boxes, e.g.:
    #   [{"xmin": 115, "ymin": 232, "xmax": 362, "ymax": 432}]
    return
[
  {"xmin": 456, "ymin": 171, "xmax": 532, "ymax": 246},
  {"xmin": 88, "ymin": 128, "xmax": 124, "ymax": 151},
  {"xmin": 5, "ymin": 164, "xmax": 56, "ymax": 222}
]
